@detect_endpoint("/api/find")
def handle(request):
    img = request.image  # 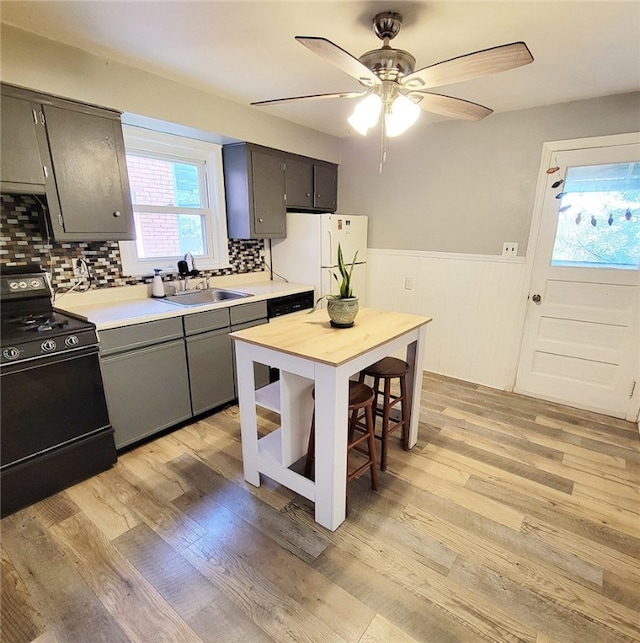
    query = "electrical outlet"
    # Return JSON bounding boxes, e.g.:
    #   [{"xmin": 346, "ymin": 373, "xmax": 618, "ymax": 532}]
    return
[
  {"xmin": 73, "ymin": 257, "xmax": 90, "ymax": 279},
  {"xmin": 502, "ymin": 242, "xmax": 519, "ymax": 257},
  {"xmin": 404, "ymin": 276, "xmax": 414, "ymax": 290}
]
